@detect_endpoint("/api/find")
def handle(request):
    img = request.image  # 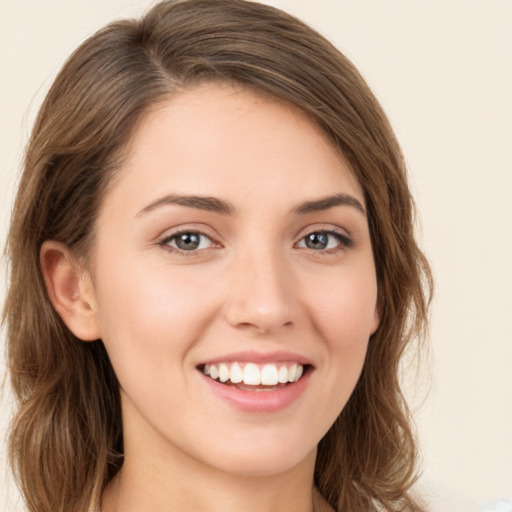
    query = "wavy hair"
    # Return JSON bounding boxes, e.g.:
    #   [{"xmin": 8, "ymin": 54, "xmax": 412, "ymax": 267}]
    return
[{"xmin": 4, "ymin": 1, "xmax": 432, "ymax": 511}]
